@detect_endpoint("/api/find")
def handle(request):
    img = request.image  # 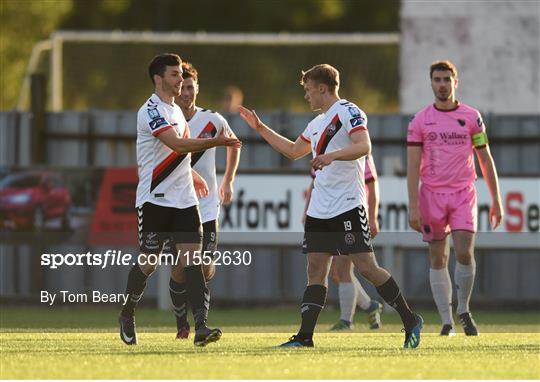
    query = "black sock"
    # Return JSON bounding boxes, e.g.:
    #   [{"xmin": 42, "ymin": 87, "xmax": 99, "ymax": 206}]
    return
[
  {"xmin": 298, "ymin": 284, "xmax": 327, "ymax": 340},
  {"xmin": 169, "ymin": 279, "xmax": 188, "ymax": 330},
  {"xmin": 184, "ymin": 265, "xmax": 209, "ymax": 330},
  {"xmin": 203, "ymin": 285, "xmax": 210, "ymax": 319},
  {"xmin": 376, "ymin": 277, "xmax": 416, "ymax": 330},
  {"xmin": 120, "ymin": 265, "xmax": 148, "ymax": 317}
]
